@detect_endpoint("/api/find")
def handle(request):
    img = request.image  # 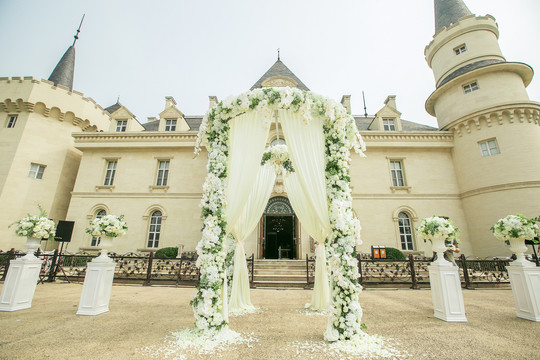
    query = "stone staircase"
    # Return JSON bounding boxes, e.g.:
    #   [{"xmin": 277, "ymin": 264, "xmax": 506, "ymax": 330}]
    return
[{"xmin": 252, "ymin": 259, "xmax": 308, "ymax": 288}]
